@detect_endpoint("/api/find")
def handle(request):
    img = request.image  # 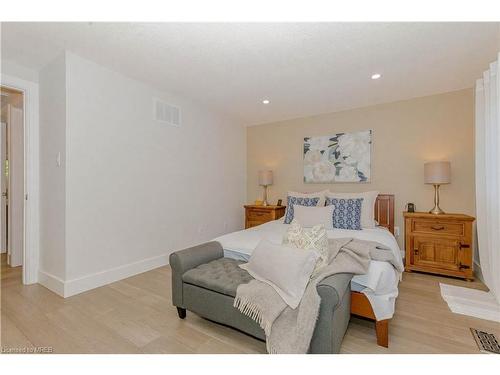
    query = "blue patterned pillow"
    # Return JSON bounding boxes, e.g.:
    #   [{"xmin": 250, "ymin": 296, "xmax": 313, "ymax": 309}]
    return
[
  {"xmin": 284, "ymin": 196, "xmax": 321, "ymax": 224},
  {"xmin": 325, "ymin": 197, "xmax": 363, "ymax": 230}
]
